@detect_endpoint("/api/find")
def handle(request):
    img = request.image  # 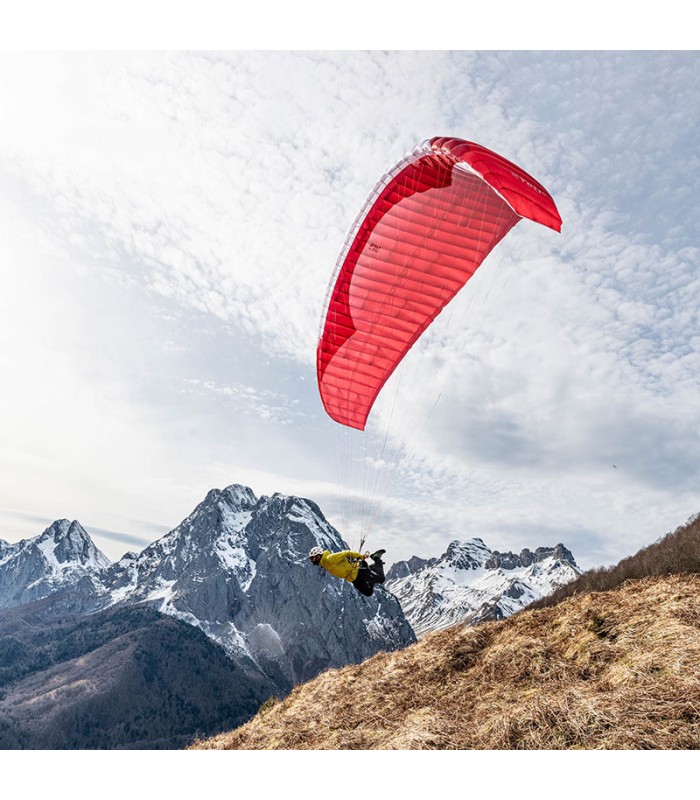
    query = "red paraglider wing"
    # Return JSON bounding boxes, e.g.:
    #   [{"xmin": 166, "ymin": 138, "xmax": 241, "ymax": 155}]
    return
[{"xmin": 316, "ymin": 137, "xmax": 562, "ymax": 430}]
